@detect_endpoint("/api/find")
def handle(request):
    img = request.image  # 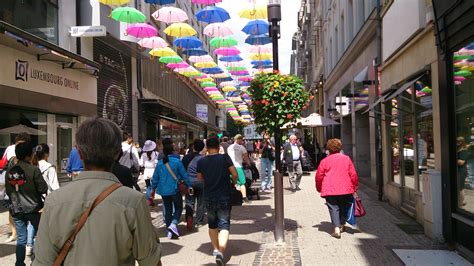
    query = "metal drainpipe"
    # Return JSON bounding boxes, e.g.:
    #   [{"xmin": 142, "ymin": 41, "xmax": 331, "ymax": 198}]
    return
[{"xmin": 375, "ymin": 0, "xmax": 384, "ymax": 201}]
